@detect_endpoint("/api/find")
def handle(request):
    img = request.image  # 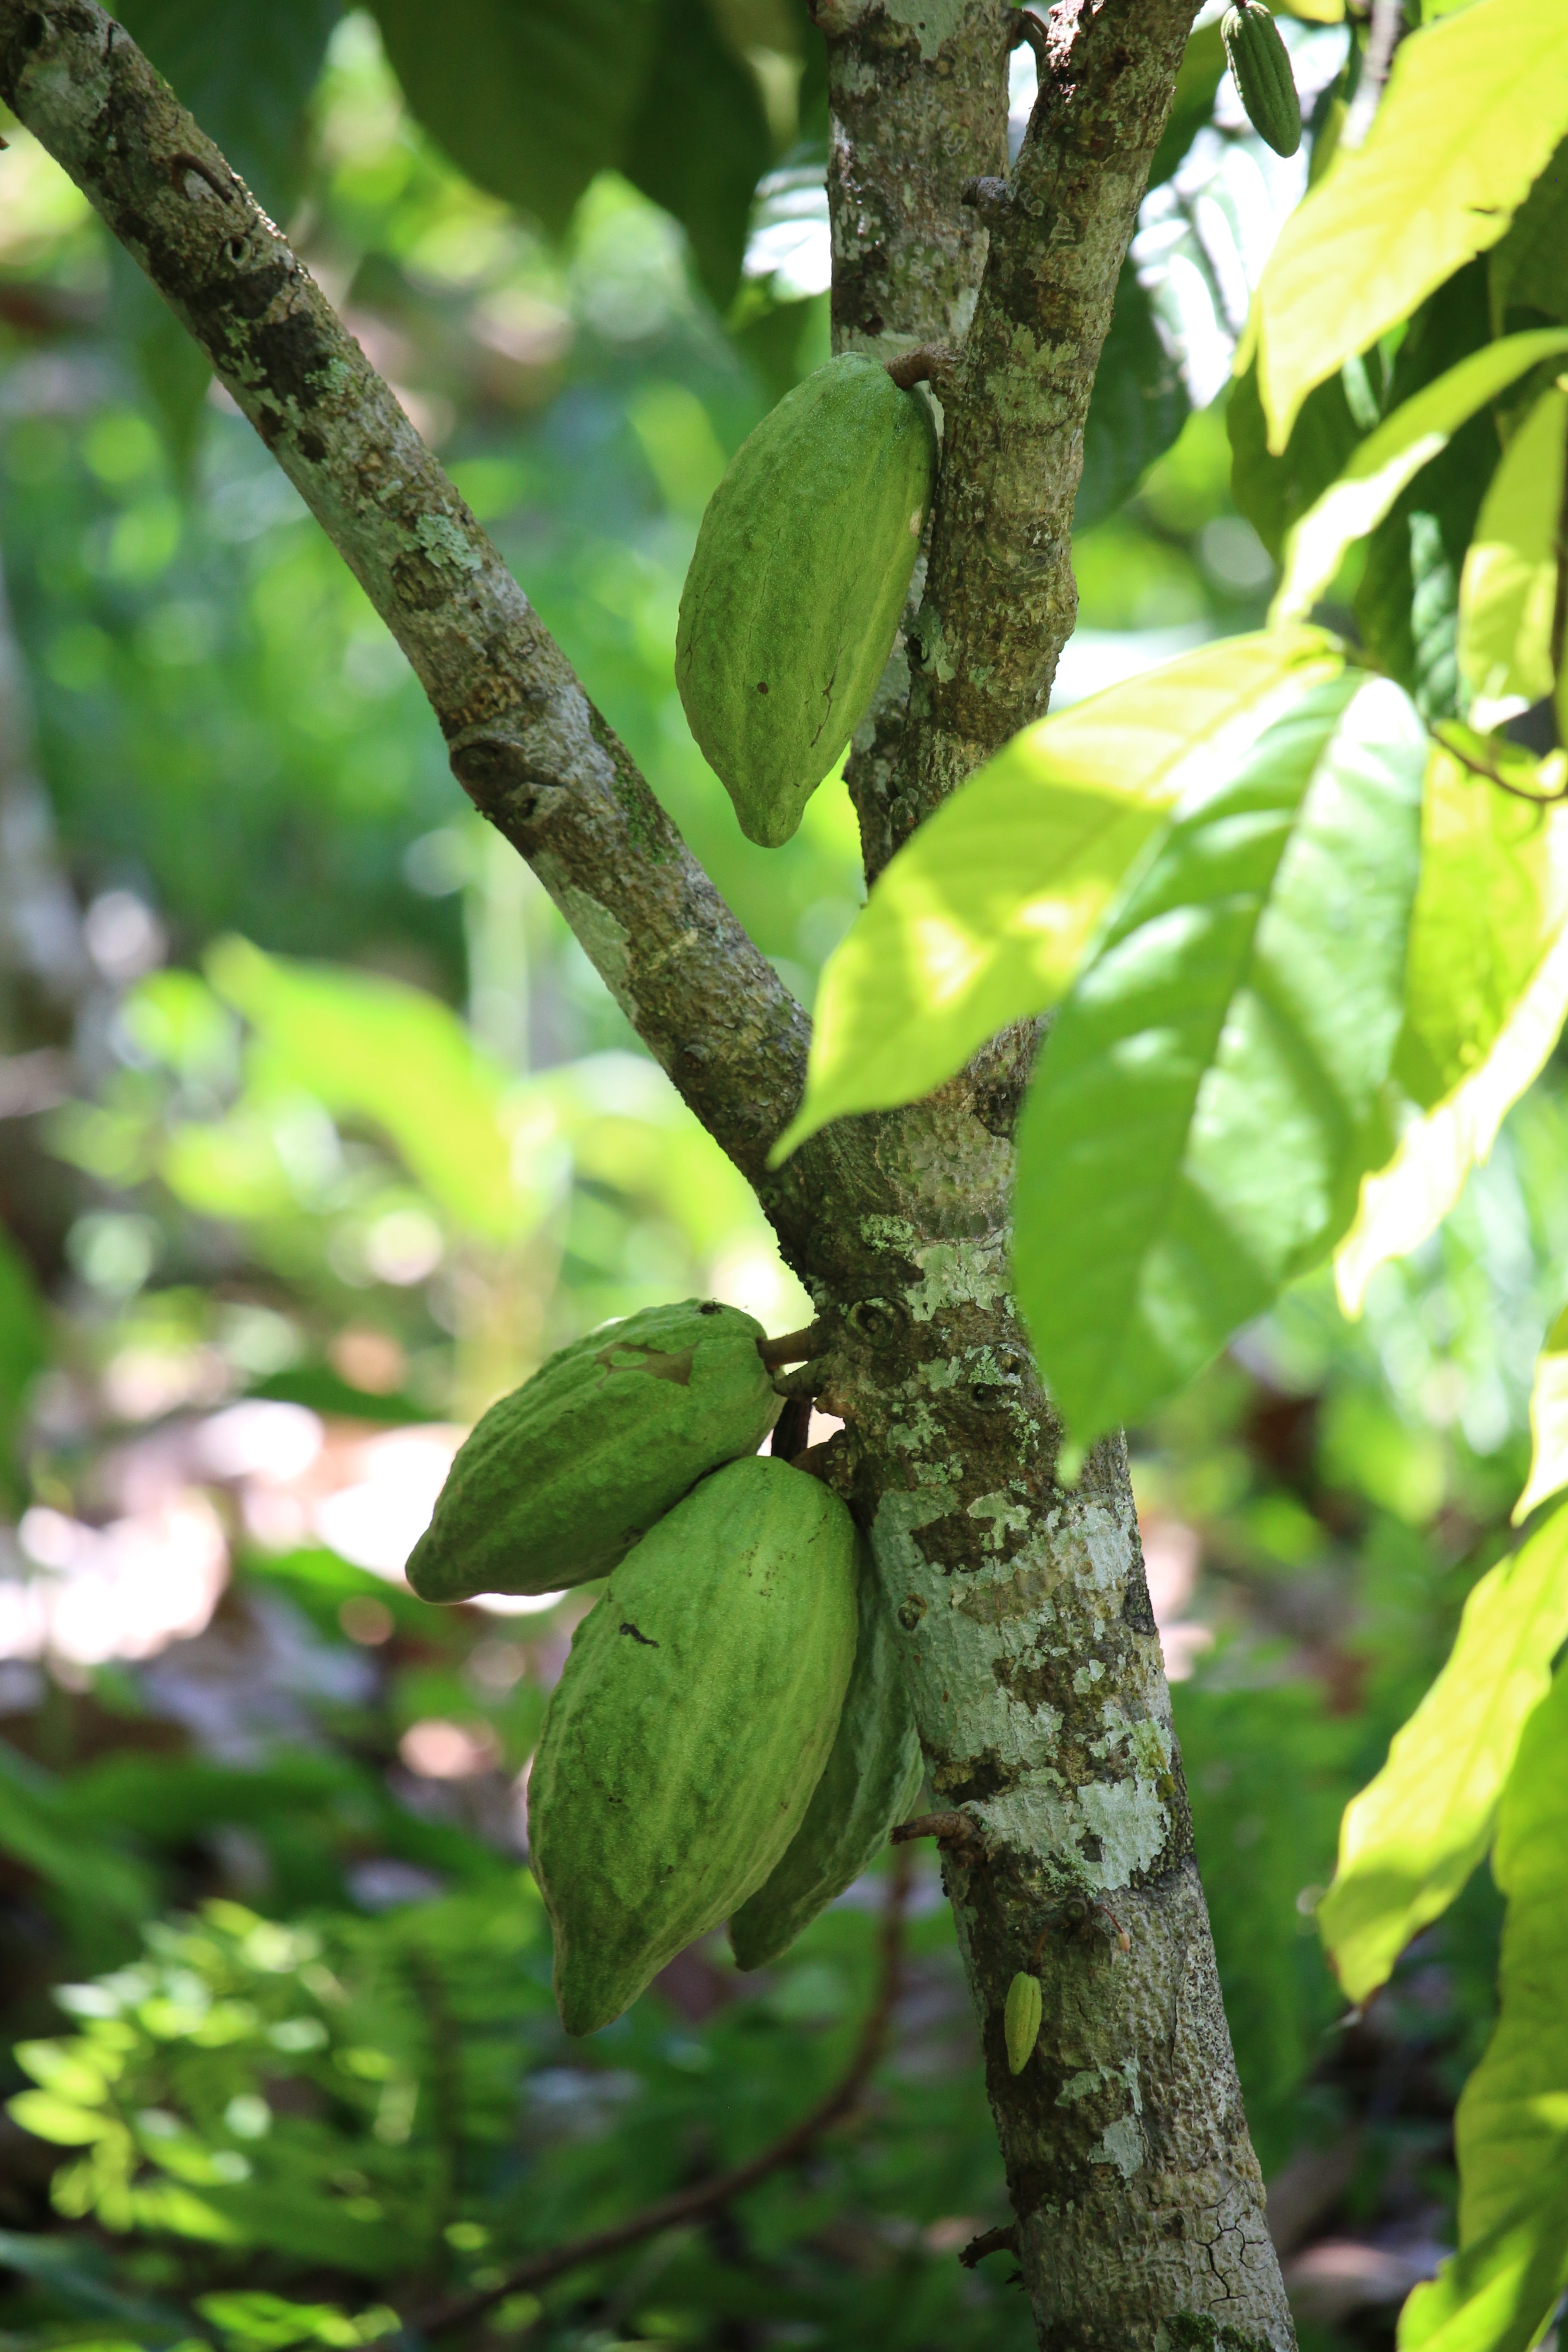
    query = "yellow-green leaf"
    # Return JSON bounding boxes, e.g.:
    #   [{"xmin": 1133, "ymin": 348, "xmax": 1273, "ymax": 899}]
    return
[
  {"xmin": 1254, "ymin": 0, "xmax": 1568, "ymax": 447},
  {"xmin": 1513, "ymin": 1307, "xmax": 1568, "ymax": 1525},
  {"xmin": 1458, "ymin": 384, "xmax": 1568, "ymax": 729},
  {"xmin": 1395, "ymin": 744, "xmax": 1568, "ymax": 1112},
  {"xmin": 7, "ymin": 2090, "xmax": 119, "ymax": 2146},
  {"xmin": 1336, "ymin": 754, "xmax": 1568, "ymax": 1315},
  {"xmin": 772, "ymin": 628, "xmax": 1344, "ymax": 1164},
  {"xmin": 1271, "ymin": 331, "xmax": 1568, "ymax": 624},
  {"xmin": 1399, "ymin": 1663, "xmax": 1568, "ymax": 2350},
  {"xmin": 1317, "ymin": 1500, "xmax": 1568, "ymax": 2006}
]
